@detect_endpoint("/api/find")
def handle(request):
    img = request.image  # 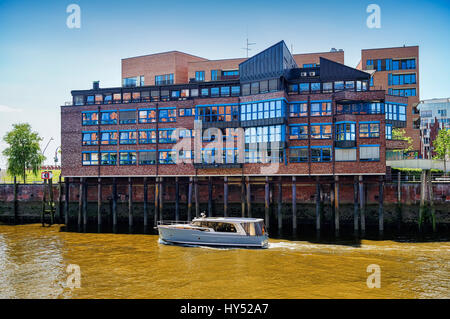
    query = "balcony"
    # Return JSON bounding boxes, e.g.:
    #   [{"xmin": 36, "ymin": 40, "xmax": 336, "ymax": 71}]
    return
[
  {"xmin": 202, "ymin": 120, "xmax": 241, "ymax": 129},
  {"xmin": 240, "ymin": 117, "xmax": 286, "ymax": 128},
  {"xmin": 193, "ymin": 163, "xmax": 242, "ymax": 169},
  {"xmin": 334, "ymin": 90, "xmax": 385, "ymax": 102}
]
